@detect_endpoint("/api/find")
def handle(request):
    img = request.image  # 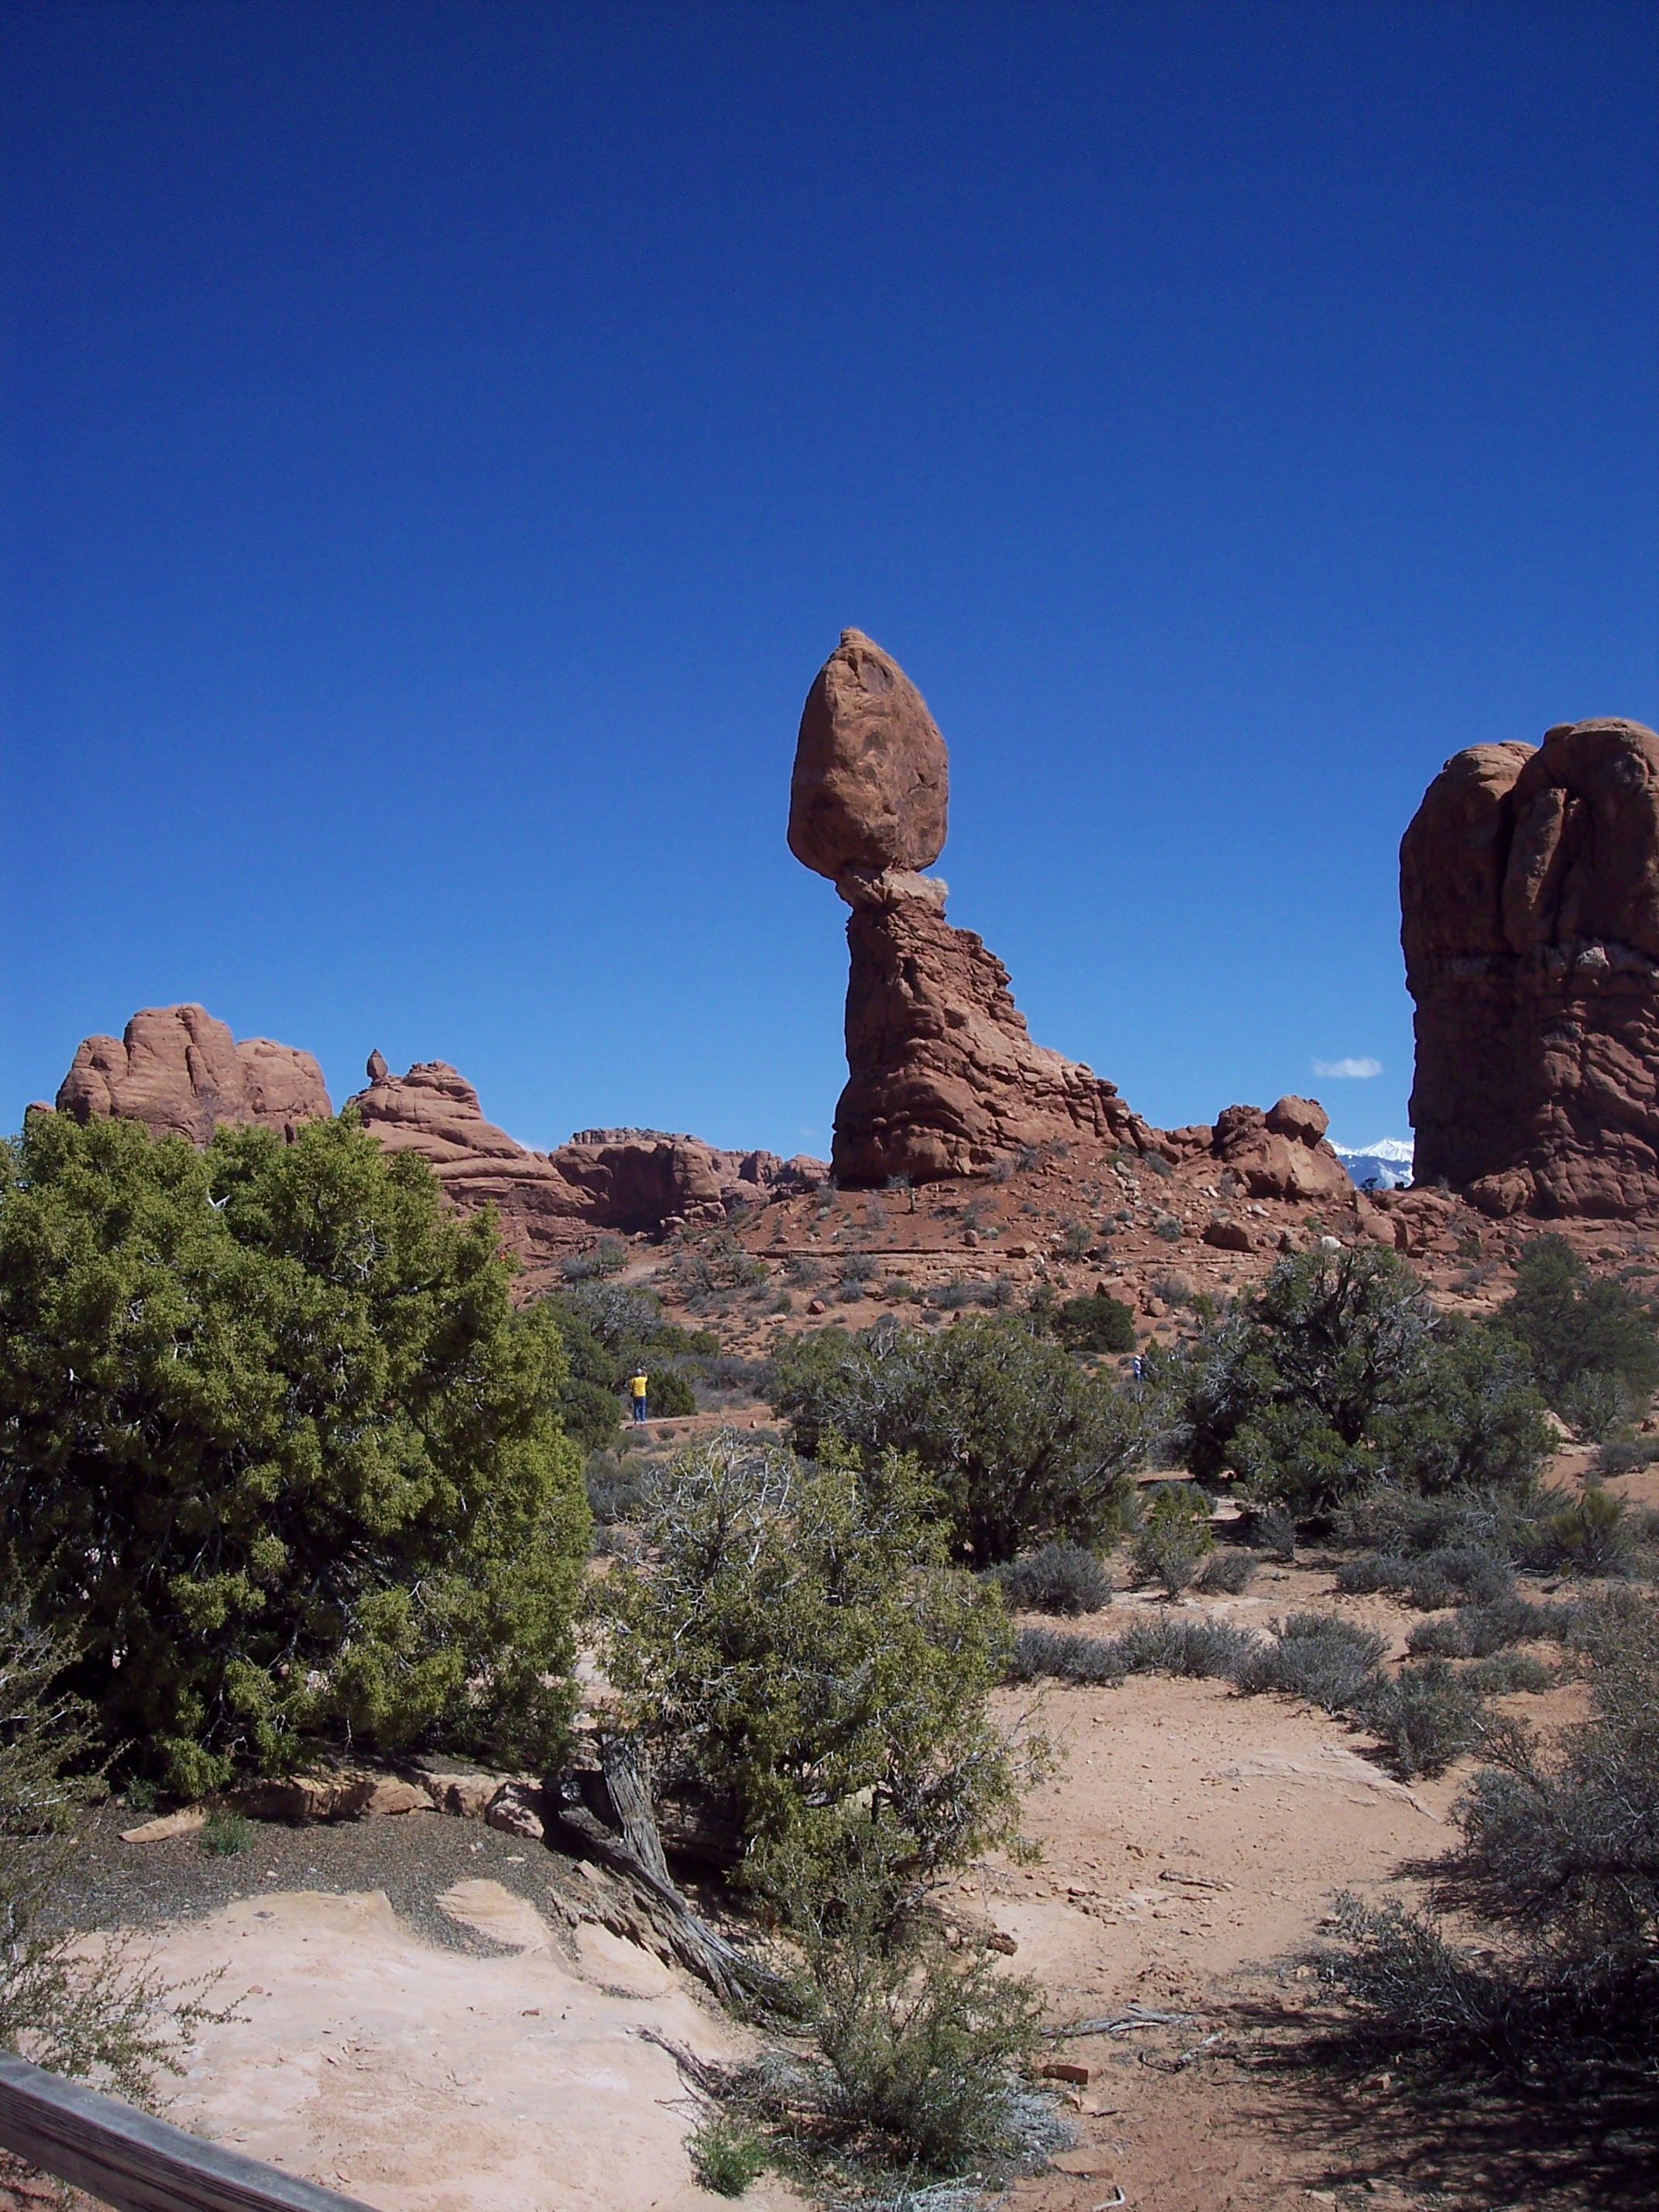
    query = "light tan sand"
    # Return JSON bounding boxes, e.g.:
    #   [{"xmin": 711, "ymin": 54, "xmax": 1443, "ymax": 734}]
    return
[{"xmin": 151, "ymin": 1886, "xmax": 804, "ymax": 2212}]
